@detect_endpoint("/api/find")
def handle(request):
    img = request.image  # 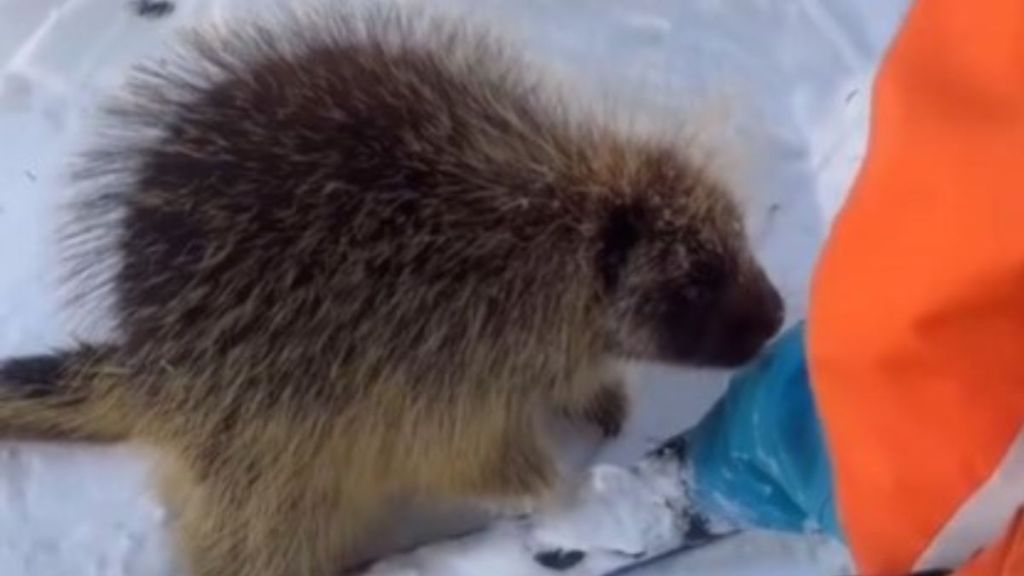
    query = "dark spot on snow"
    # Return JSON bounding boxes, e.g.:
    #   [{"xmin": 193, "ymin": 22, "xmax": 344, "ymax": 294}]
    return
[
  {"xmin": 685, "ymin": 513, "xmax": 712, "ymax": 541},
  {"xmin": 132, "ymin": 0, "xmax": 175, "ymax": 19},
  {"xmin": 534, "ymin": 548, "xmax": 585, "ymax": 570},
  {"xmin": 24, "ymin": 170, "xmax": 36, "ymax": 182},
  {"xmin": 651, "ymin": 432, "xmax": 687, "ymax": 460},
  {"xmin": 845, "ymin": 89, "xmax": 859, "ymax": 104}
]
